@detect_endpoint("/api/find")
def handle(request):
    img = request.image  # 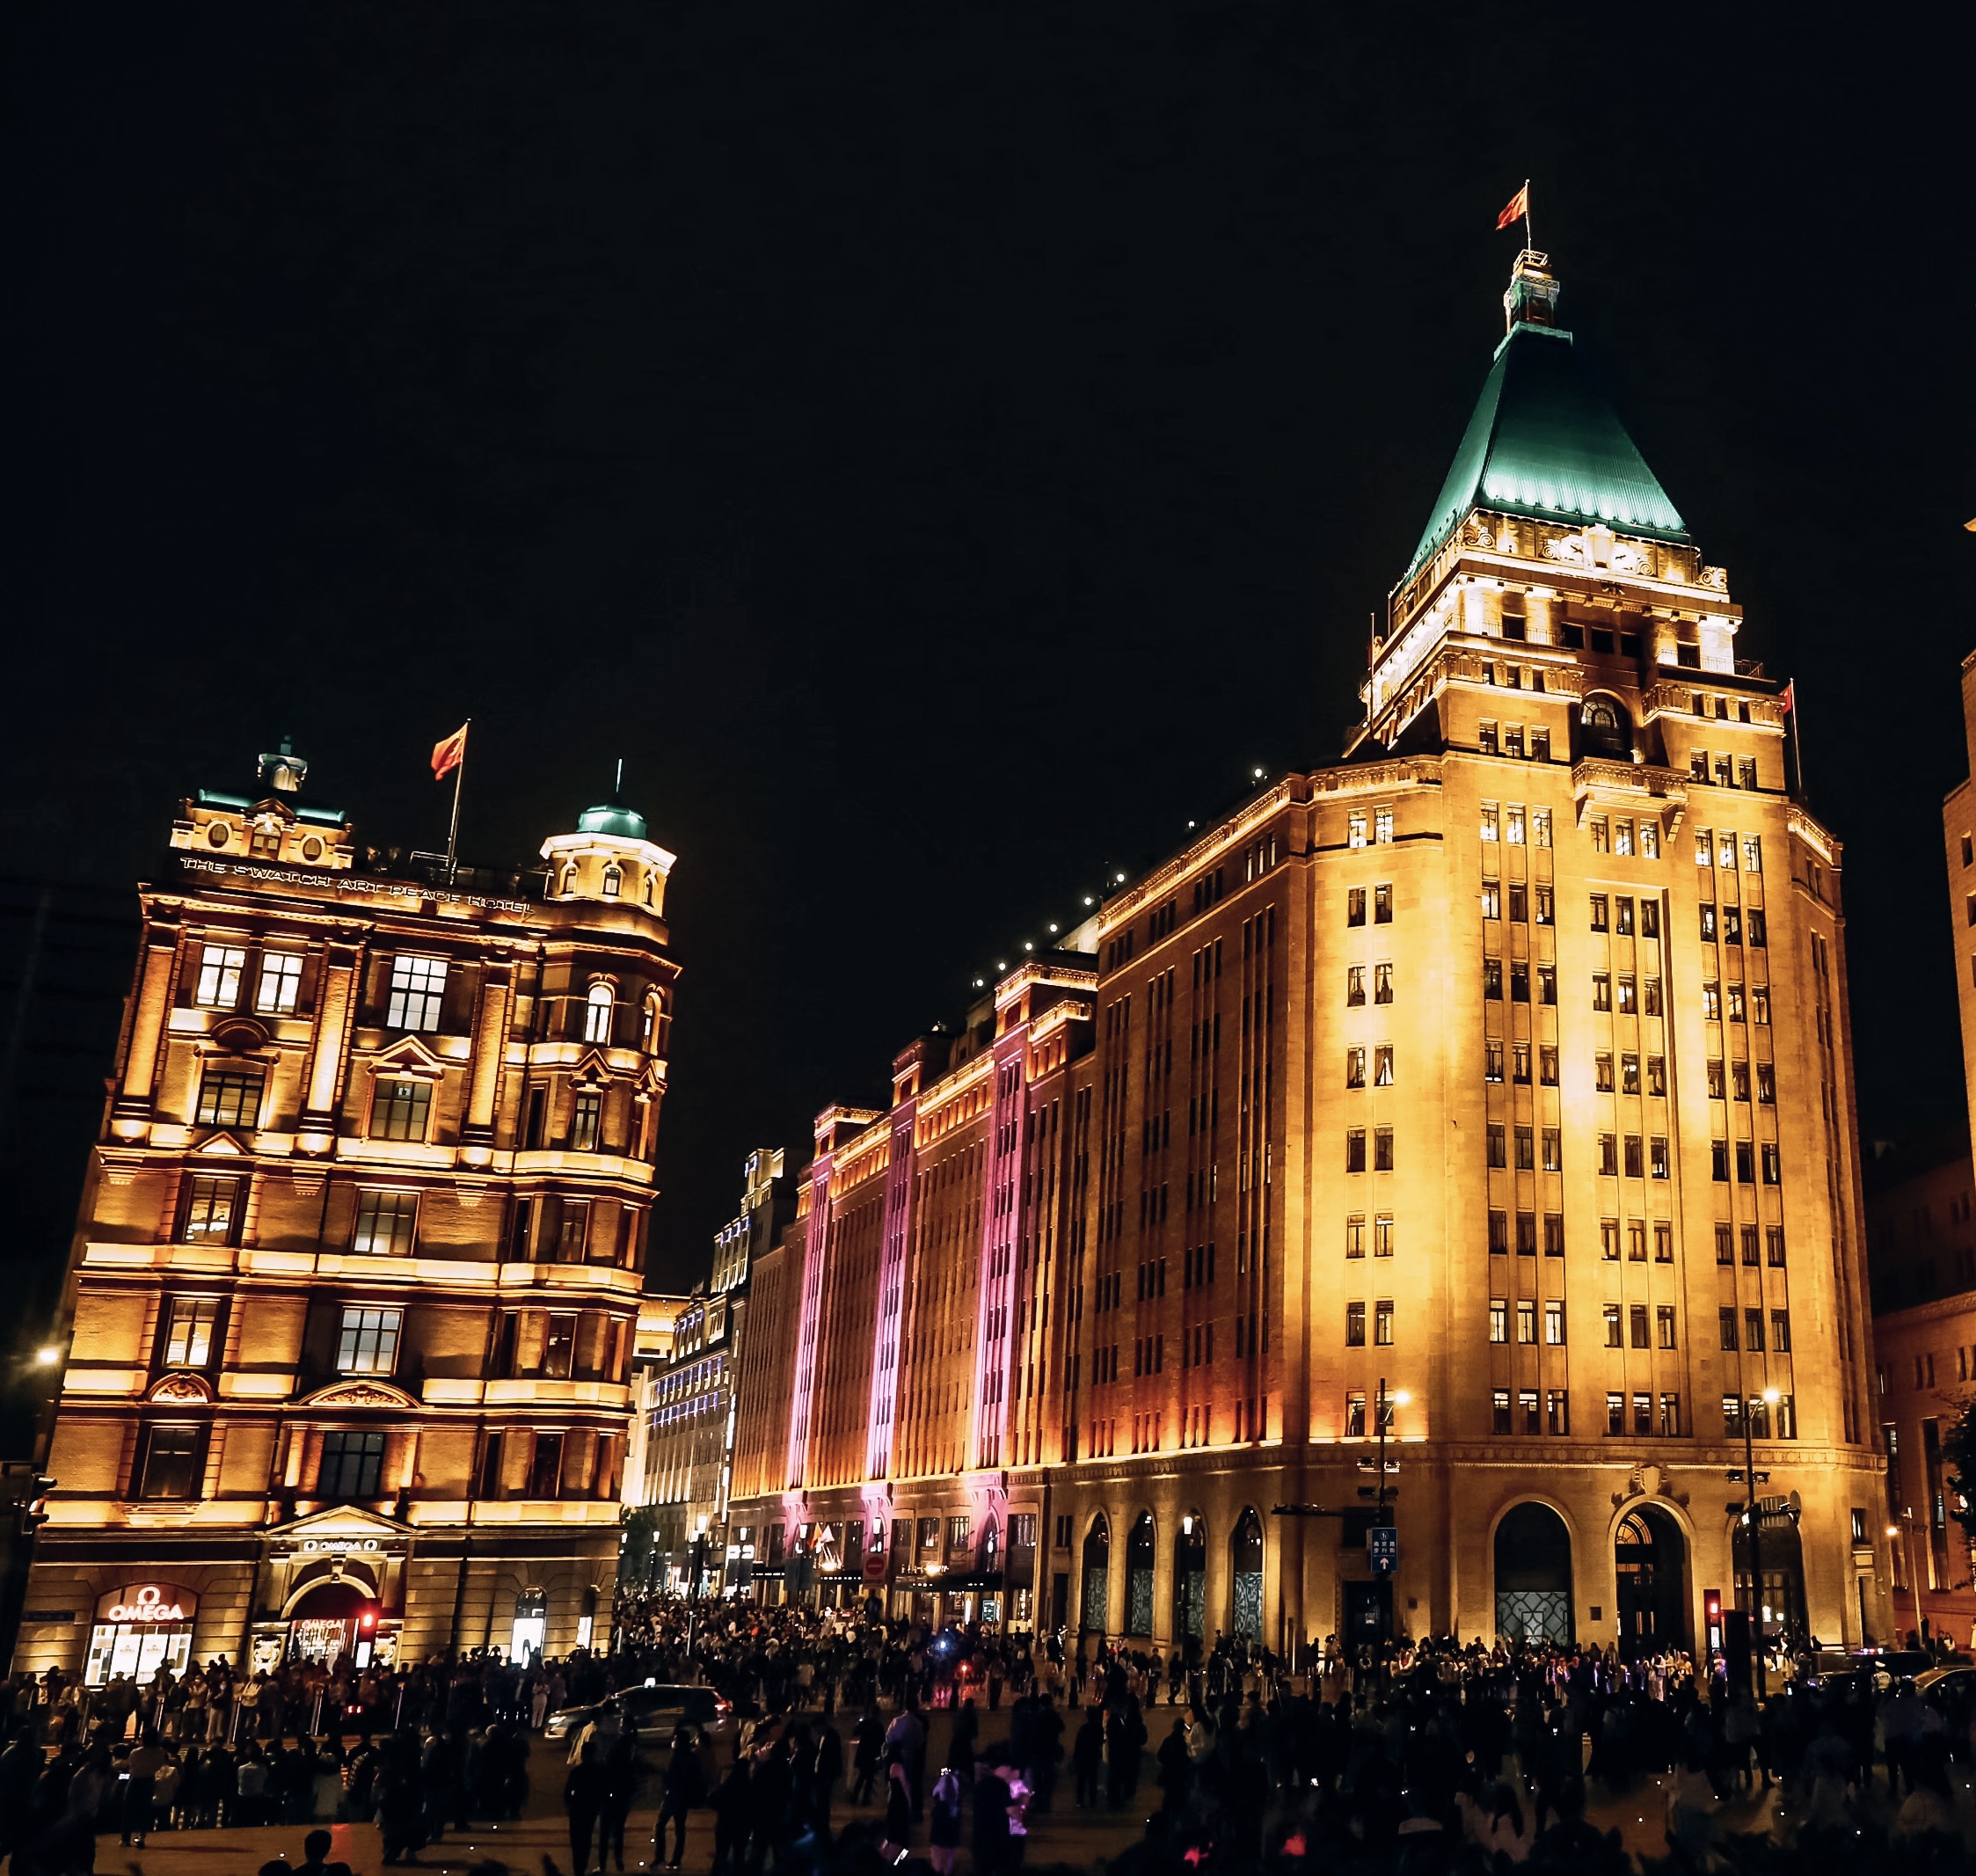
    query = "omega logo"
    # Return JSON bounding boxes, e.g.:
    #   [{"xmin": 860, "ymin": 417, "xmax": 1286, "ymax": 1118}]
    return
[
  {"xmin": 300, "ymin": 1538, "xmax": 380, "ymax": 1553},
  {"xmin": 106, "ymin": 1585, "xmax": 186, "ymax": 1624}
]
